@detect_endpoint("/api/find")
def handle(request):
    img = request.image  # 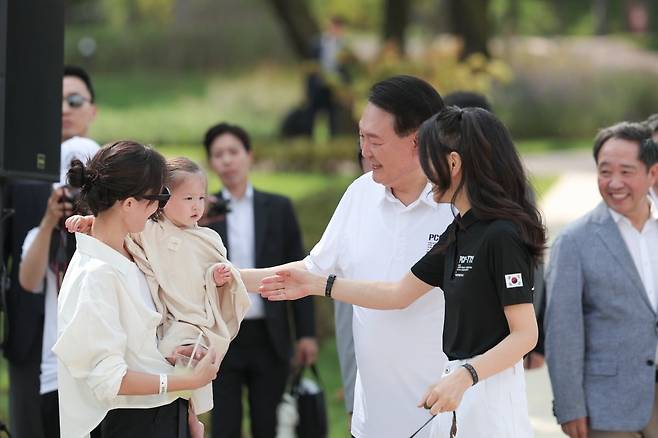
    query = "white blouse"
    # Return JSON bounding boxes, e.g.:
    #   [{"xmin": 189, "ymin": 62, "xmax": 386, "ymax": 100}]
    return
[{"xmin": 53, "ymin": 232, "xmax": 177, "ymax": 438}]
